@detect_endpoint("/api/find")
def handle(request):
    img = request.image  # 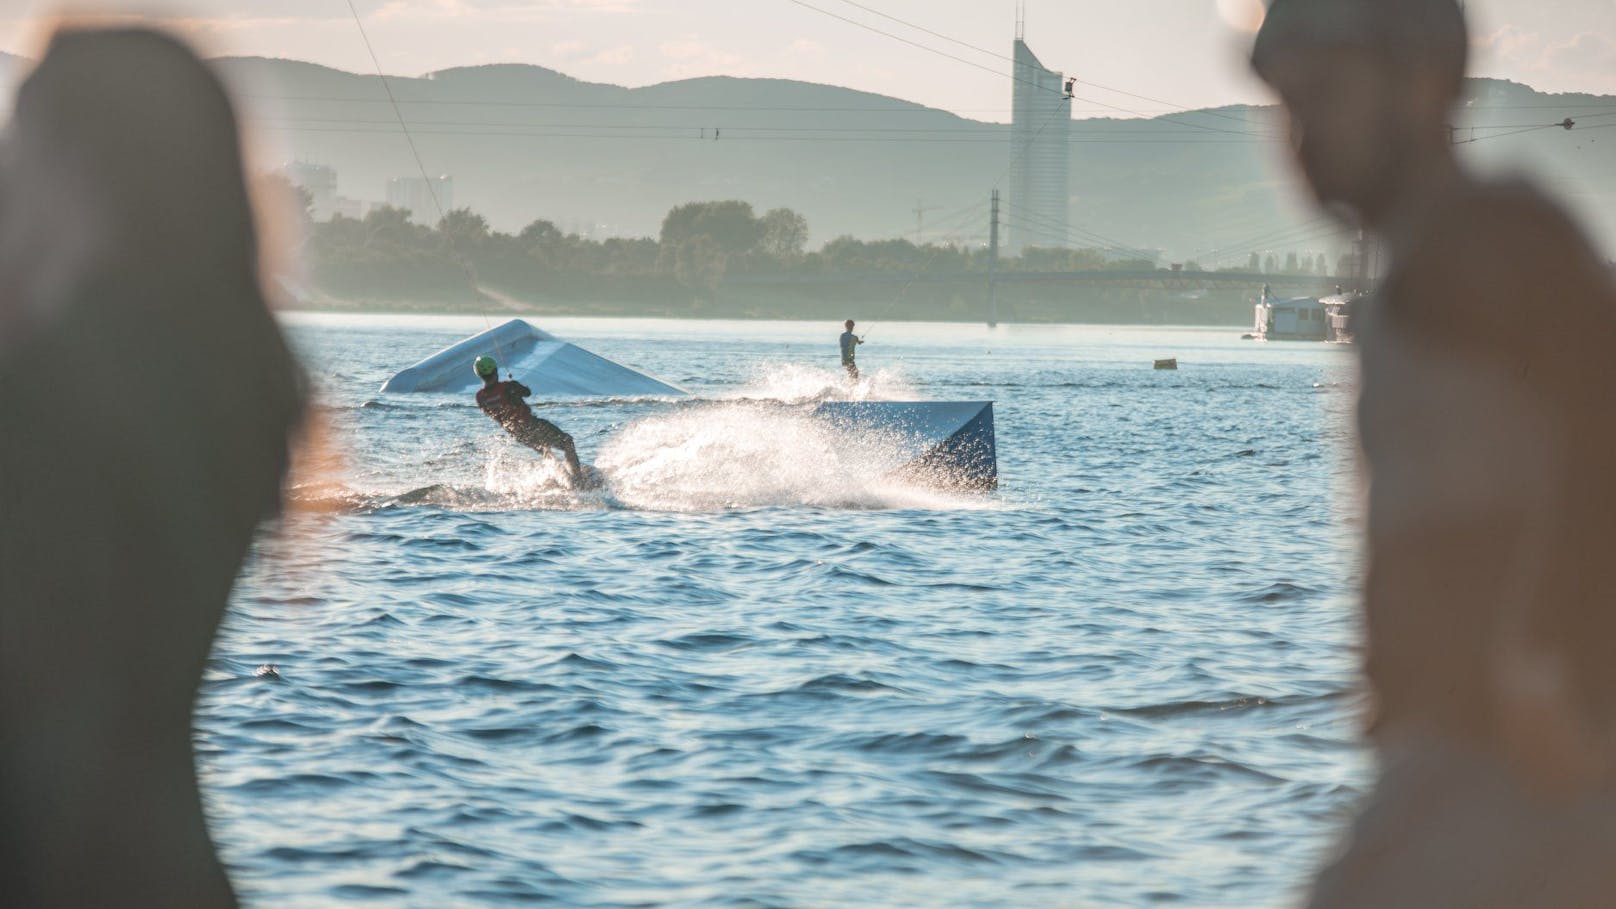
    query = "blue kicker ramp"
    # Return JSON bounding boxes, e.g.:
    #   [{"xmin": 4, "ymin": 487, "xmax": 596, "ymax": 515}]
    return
[
  {"xmin": 813, "ymin": 401, "xmax": 997, "ymax": 491},
  {"xmin": 381, "ymin": 319, "xmax": 687, "ymax": 397}
]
